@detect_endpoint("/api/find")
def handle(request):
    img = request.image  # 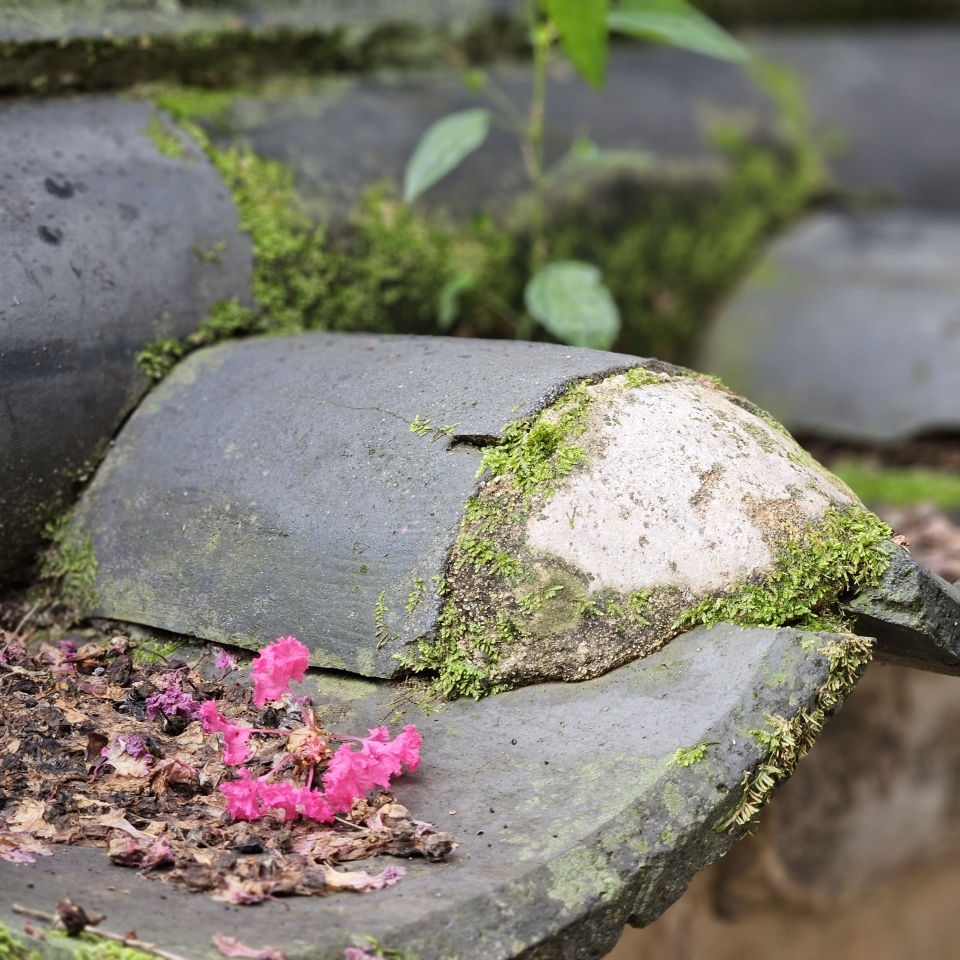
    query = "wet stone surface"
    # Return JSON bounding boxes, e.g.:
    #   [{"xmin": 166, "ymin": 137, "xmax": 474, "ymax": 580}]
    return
[
  {"xmin": 0, "ymin": 623, "xmax": 835, "ymax": 960},
  {"xmin": 0, "ymin": 95, "xmax": 252, "ymax": 581}
]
